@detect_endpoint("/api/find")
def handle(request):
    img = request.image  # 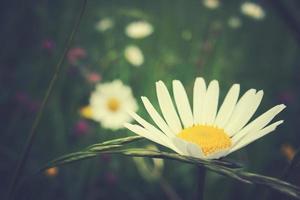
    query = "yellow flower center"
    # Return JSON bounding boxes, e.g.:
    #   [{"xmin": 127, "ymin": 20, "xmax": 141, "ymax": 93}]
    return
[
  {"xmin": 177, "ymin": 125, "xmax": 232, "ymax": 156},
  {"xmin": 107, "ymin": 98, "xmax": 120, "ymax": 112},
  {"xmin": 80, "ymin": 106, "xmax": 93, "ymax": 119}
]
